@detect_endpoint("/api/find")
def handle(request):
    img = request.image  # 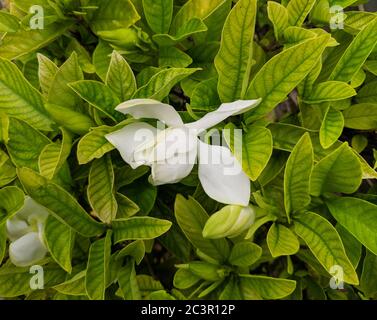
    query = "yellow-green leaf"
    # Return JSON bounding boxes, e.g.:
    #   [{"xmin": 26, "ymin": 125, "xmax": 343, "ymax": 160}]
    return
[
  {"xmin": 267, "ymin": 223, "xmax": 300, "ymax": 257},
  {"xmin": 294, "ymin": 212, "xmax": 359, "ymax": 285},
  {"xmin": 284, "ymin": 133, "xmax": 313, "ymax": 218},
  {"xmin": 214, "ymin": 0, "xmax": 257, "ymax": 102}
]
